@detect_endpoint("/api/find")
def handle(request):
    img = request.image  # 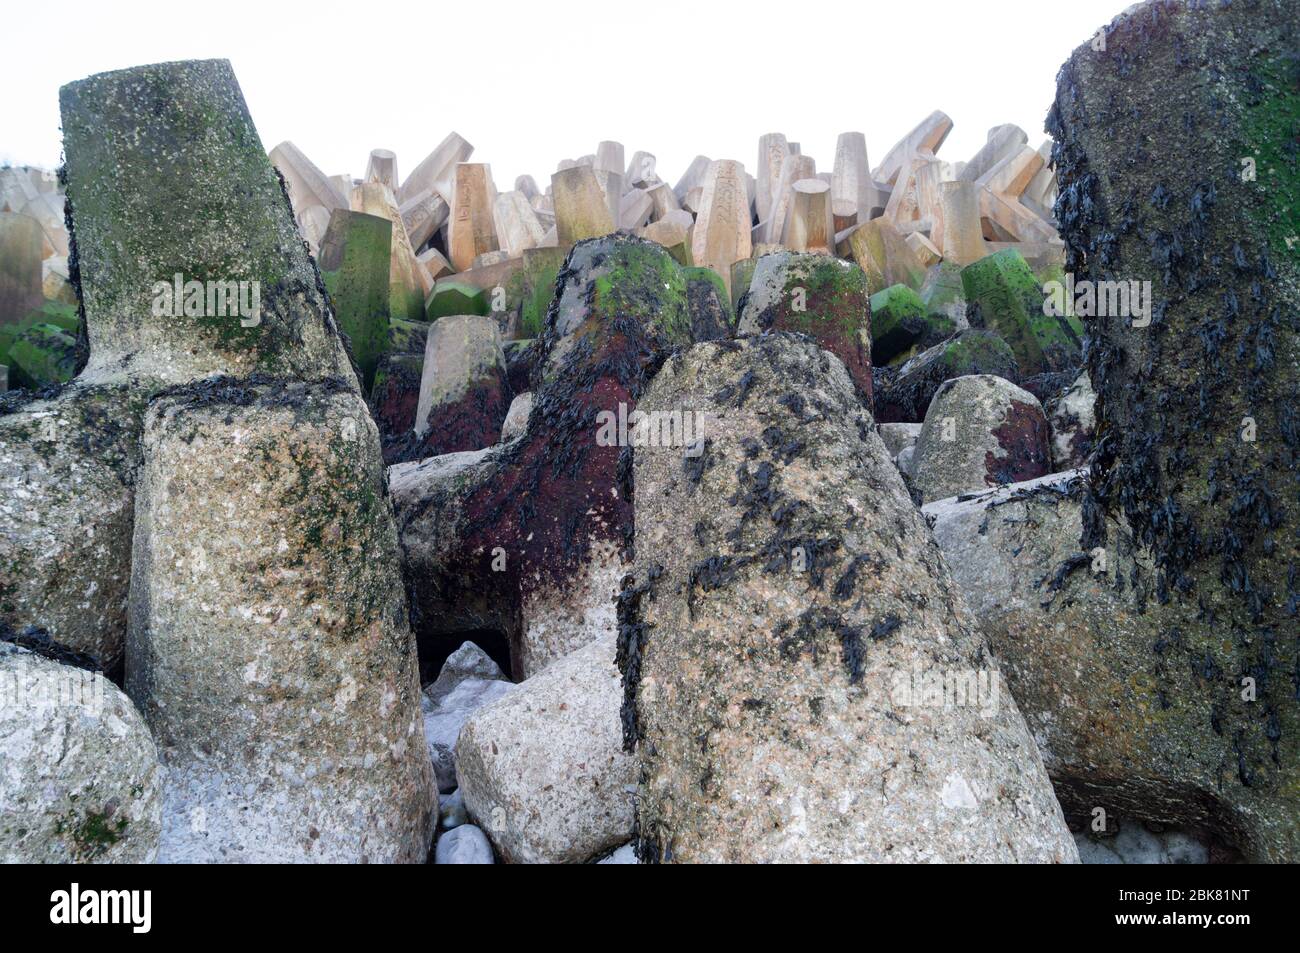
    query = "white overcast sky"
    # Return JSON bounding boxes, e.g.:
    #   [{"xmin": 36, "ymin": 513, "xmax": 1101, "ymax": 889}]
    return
[{"xmin": 3, "ymin": 0, "xmax": 1124, "ymax": 187}]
